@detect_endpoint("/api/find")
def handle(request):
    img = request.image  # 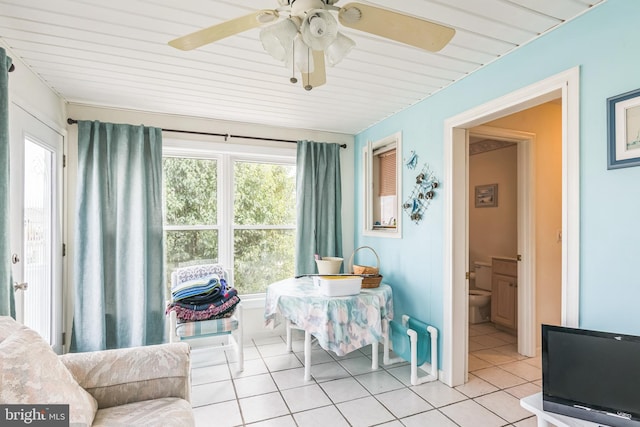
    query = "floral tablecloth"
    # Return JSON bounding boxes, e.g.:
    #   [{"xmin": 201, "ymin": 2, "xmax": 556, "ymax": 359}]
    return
[{"xmin": 264, "ymin": 277, "xmax": 393, "ymax": 356}]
